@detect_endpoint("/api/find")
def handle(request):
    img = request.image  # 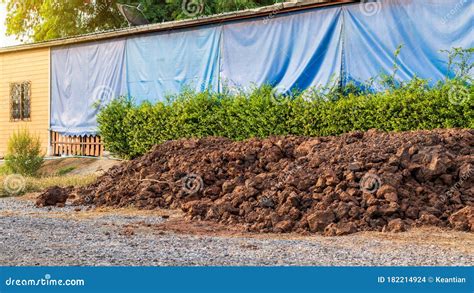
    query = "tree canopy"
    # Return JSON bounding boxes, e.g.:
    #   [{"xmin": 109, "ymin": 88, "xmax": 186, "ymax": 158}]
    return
[{"xmin": 2, "ymin": 0, "xmax": 279, "ymax": 42}]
